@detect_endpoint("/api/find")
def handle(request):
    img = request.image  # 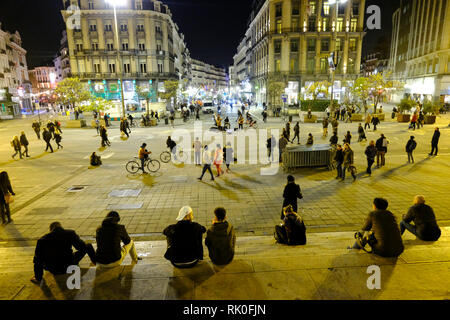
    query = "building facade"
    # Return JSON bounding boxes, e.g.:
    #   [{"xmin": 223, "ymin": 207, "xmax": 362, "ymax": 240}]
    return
[
  {"xmin": 54, "ymin": 30, "xmax": 72, "ymax": 83},
  {"xmin": 0, "ymin": 23, "xmax": 32, "ymax": 118},
  {"xmin": 61, "ymin": 0, "xmax": 190, "ymax": 113},
  {"xmin": 361, "ymin": 52, "xmax": 388, "ymax": 77},
  {"xmin": 29, "ymin": 66, "xmax": 57, "ymax": 91},
  {"xmin": 235, "ymin": 0, "xmax": 366, "ymax": 106},
  {"xmin": 388, "ymin": 0, "xmax": 450, "ymax": 103},
  {"xmin": 190, "ymin": 58, "xmax": 228, "ymax": 92}
]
